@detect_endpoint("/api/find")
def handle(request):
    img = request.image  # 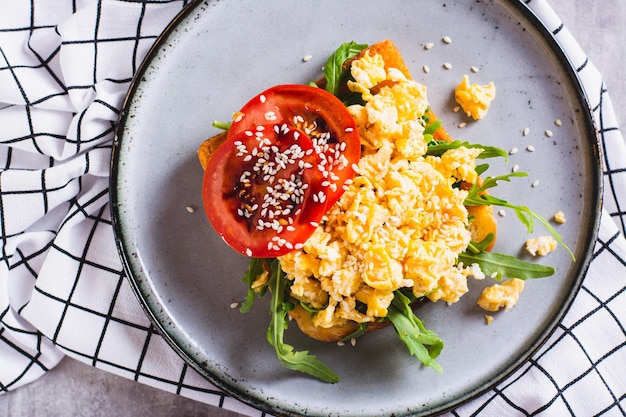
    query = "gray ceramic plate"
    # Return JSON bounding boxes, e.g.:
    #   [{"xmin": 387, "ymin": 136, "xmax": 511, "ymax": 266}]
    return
[{"xmin": 111, "ymin": 1, "xmax": 602, "ymax": 416}]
